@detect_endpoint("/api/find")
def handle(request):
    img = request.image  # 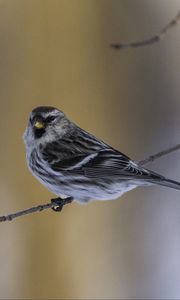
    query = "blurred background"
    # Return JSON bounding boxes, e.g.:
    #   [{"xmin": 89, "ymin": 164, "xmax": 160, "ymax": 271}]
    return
[{"xmin": 0, "ymin": 0, "xmax": 180, "ymax": 298}]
